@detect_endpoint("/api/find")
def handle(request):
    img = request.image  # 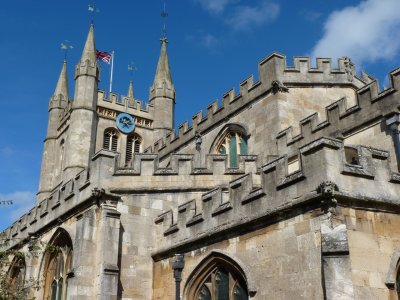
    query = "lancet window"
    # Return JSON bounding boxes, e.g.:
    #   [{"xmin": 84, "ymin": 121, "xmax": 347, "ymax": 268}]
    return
[
  {"xmin": 43, "ymin": 231, "xmax": 73, "ymax": 300},
  {"xmin": 103, "ymin": 128, "xmax": 119, "ymax": 152},
  {"xmin": 126, "ymin": 133, "xmax": 142, "ymax": 163},
  {"xmin": 7, "ymin": 257, "xmax": 26, "ymax": 297}
]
